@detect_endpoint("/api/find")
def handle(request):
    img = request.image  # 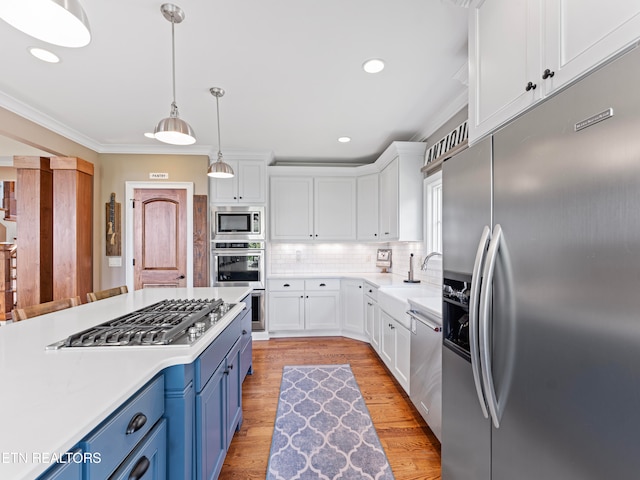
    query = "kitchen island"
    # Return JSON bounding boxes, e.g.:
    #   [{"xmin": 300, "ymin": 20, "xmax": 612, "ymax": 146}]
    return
[{"xmin": 0, "ymin": 286, "xmax": 251, "ymax": 480}]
